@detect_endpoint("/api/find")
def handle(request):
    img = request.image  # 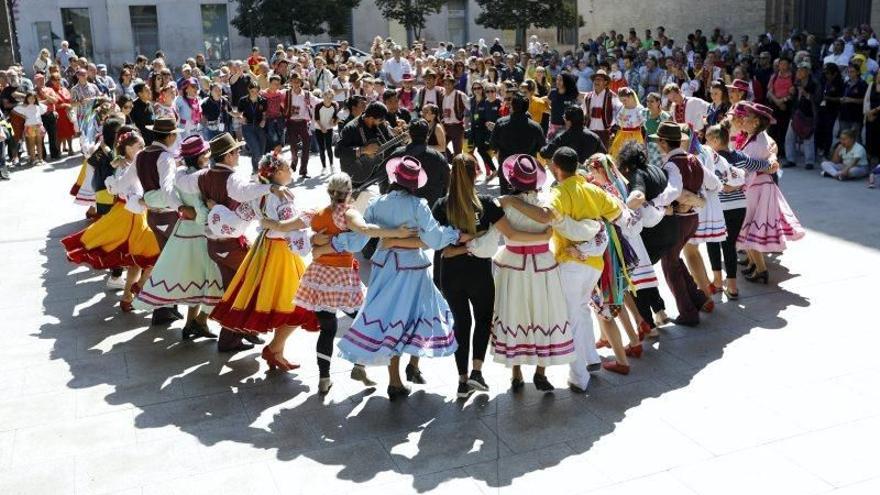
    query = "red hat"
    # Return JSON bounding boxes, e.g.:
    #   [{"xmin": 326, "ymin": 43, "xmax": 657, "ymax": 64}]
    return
[
  {"xmin": 386, "ymin": 156, "xmax": 427, "ymax": 192},
  {"xmin": 179, "ymin": 135, "xmax": 210, "ymax": 159},
  {"xmin": 502, "ymin": 154, "xmax": 547, "ymax": 192},
  {"xmin": 745, "ymin": 102, "xmax": 777, "ymax": 125},
  {"xmin": 726, "ymin": 79, "xmax": 750, "ymax": 93}
]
